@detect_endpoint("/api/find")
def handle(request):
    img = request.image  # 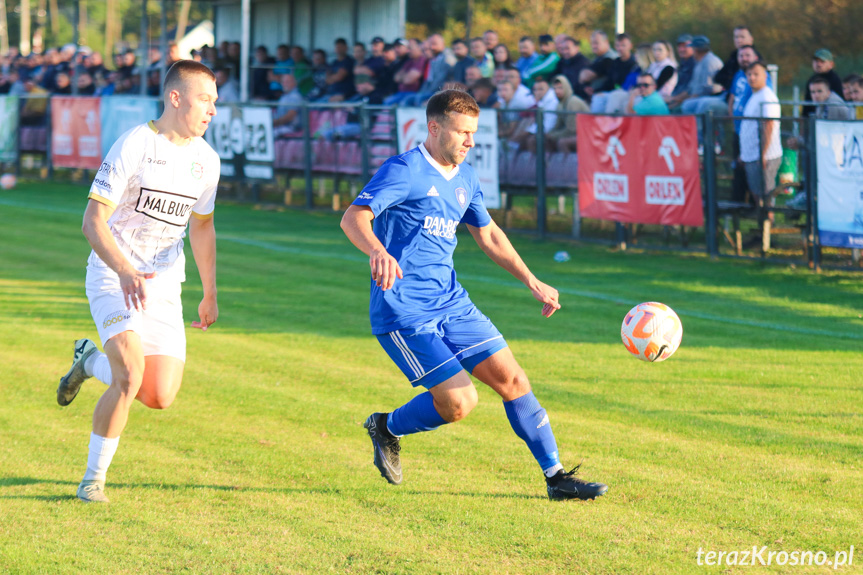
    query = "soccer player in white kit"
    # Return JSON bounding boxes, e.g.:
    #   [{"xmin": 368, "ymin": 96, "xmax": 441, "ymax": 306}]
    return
[{"xmin": 56, "ymin": 60, "xmax": 221, "ymax": 503}]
